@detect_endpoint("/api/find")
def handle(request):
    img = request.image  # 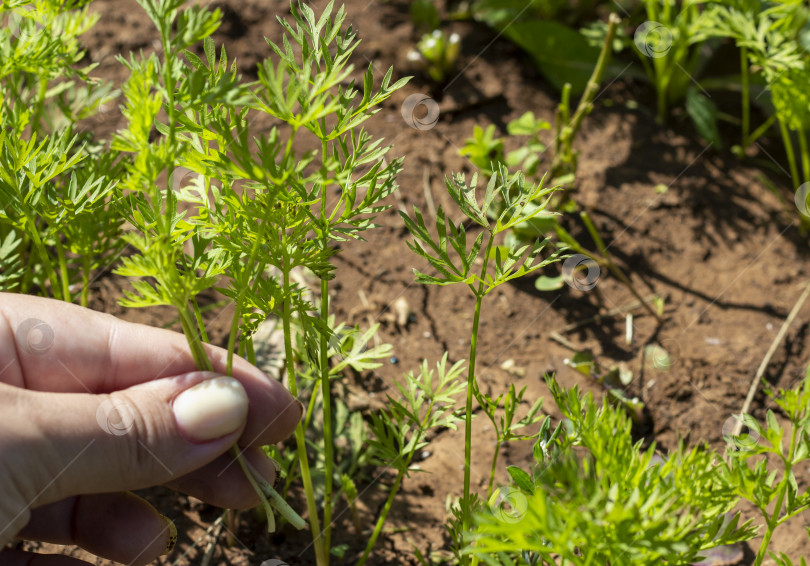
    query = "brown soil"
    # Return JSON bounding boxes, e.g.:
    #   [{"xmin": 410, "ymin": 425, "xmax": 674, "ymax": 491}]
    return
[{"xmin": 18, "ymin": 0, "xmax": 810, "ymax": 564}]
